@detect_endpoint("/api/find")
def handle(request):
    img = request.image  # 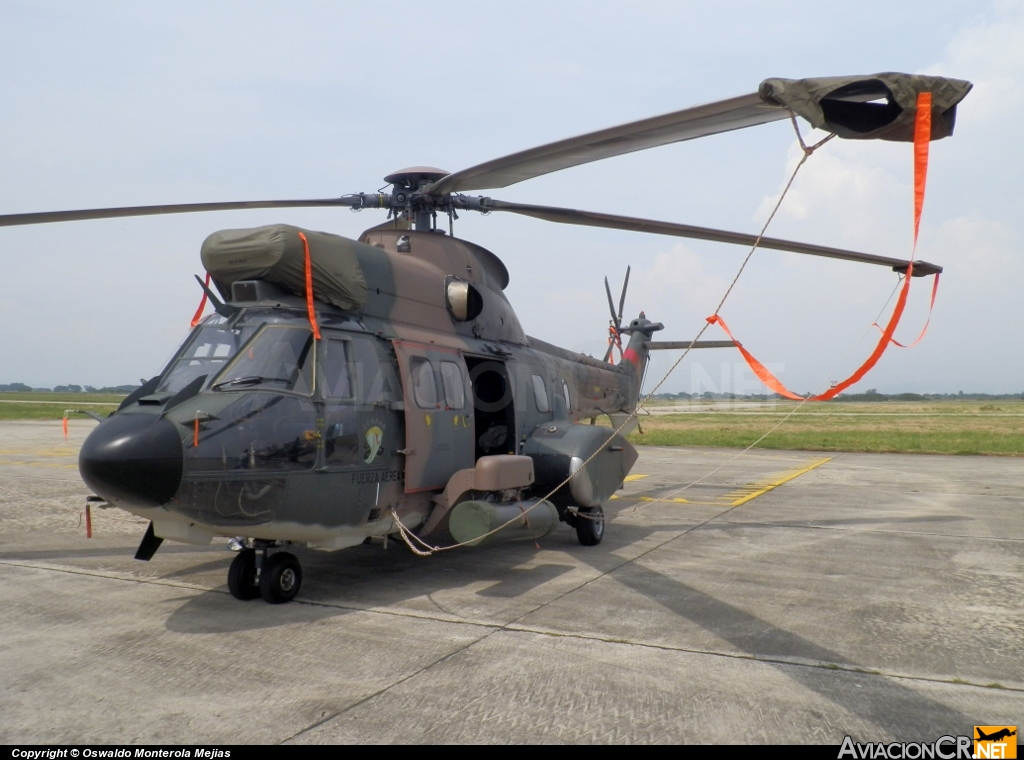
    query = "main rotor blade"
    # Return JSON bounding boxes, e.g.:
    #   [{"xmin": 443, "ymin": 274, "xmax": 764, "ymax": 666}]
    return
[
  {"xmin": 427, "ymin": 93, "xmax": 787, "ymax": 195},
  {"xmin": 0, "ymin": 195, "xmax": 387, "ymax": 228},
  {"xmin": 486, "ymin": 200, "xmax": 942, "ymax": 276}
]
